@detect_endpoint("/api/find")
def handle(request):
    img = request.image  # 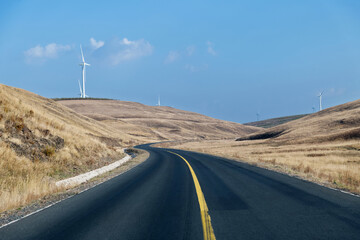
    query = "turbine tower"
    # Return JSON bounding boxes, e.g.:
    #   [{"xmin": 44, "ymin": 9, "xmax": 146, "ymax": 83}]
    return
[
  {"xmin": 318, "ymin": 90, "xmax": 324, "ymax": 111},
  {"xmin": 78, "ymin": 79, "xmax": 83, "ymax": 97},
  {"xmin": 157, "ymin": 95, "xmax": 161, "ymax": 106},
  {"xmin": 79, "ymin": 45, "xmax": 90, "ymax": 98}
]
